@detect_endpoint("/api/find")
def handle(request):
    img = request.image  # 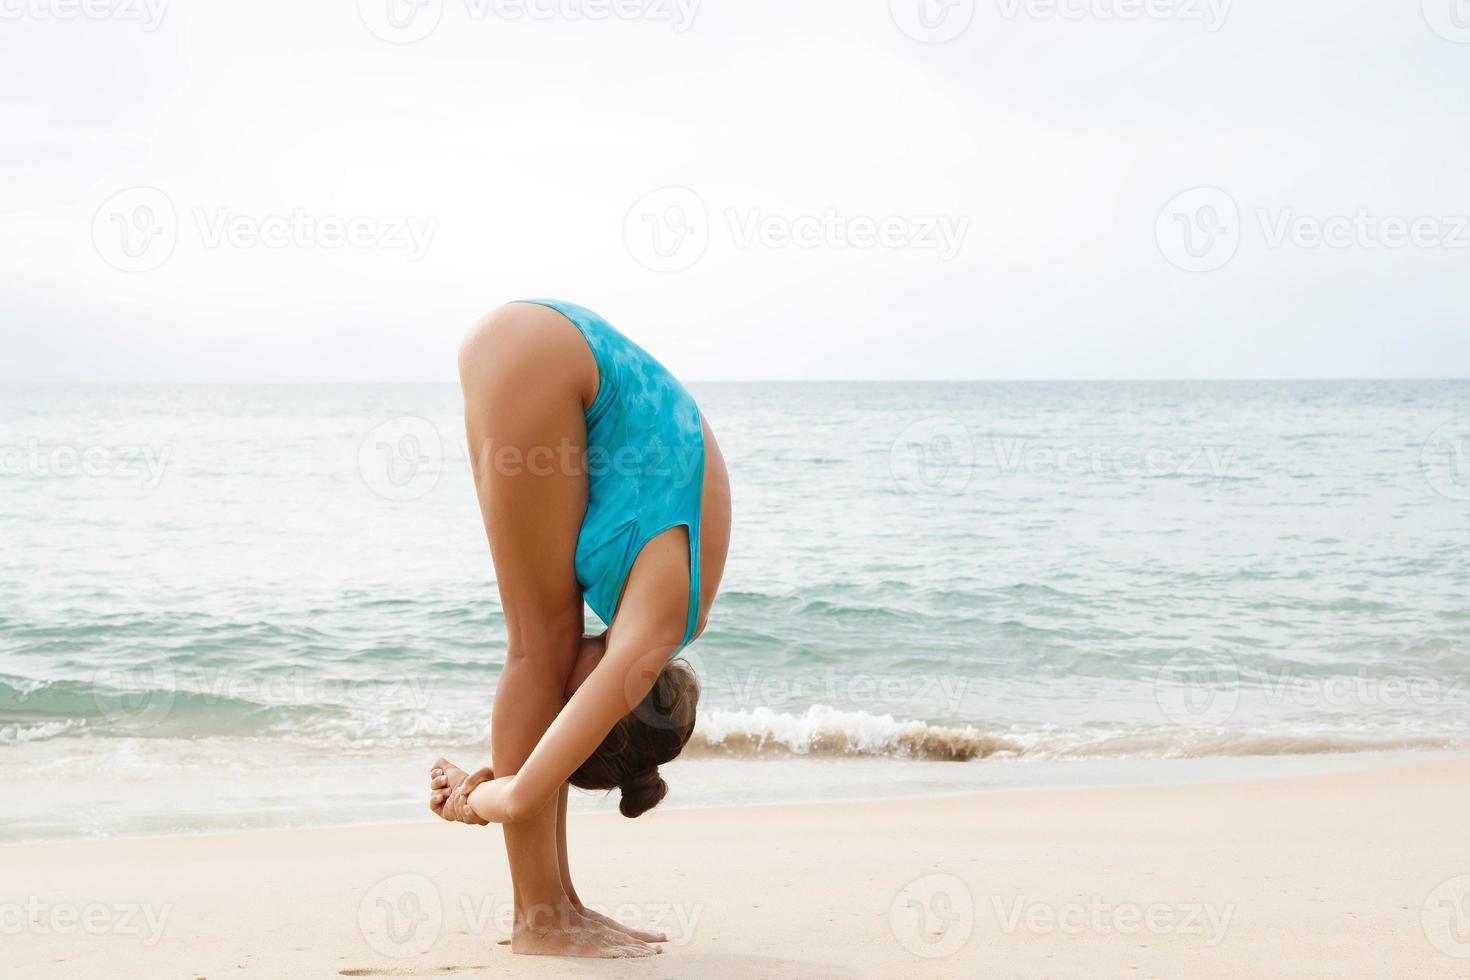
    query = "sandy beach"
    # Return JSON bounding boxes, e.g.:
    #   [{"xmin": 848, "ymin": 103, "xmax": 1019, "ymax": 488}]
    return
[
  {"xmin": 3, "ymin": 755, "xmax": 1467, "ymax": 978},
  {"xmin": 9, "ymin": 0, "xmax": 1469, "ymax": 975}
]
